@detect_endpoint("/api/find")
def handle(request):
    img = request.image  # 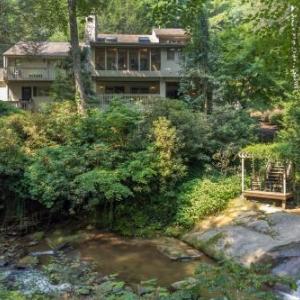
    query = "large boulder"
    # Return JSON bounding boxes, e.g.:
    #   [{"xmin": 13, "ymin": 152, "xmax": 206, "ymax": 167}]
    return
[
  {"xmin": 154, "ymin": 237, "xmax": 203, "ymax": 261},
  {"xmin": 183, "ymin": 202, "xmax": 300, "ymax": 279}
]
